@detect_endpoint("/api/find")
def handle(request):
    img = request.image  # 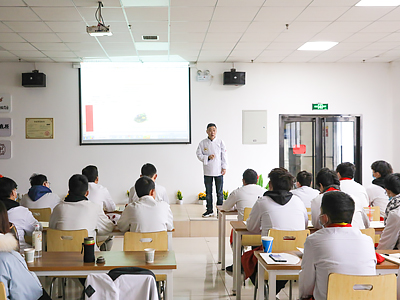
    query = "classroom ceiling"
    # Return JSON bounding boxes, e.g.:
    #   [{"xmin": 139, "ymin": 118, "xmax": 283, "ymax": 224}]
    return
[{"xmin": 1, "ymin": 0, "xmax": 400, "ymax": 63}]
